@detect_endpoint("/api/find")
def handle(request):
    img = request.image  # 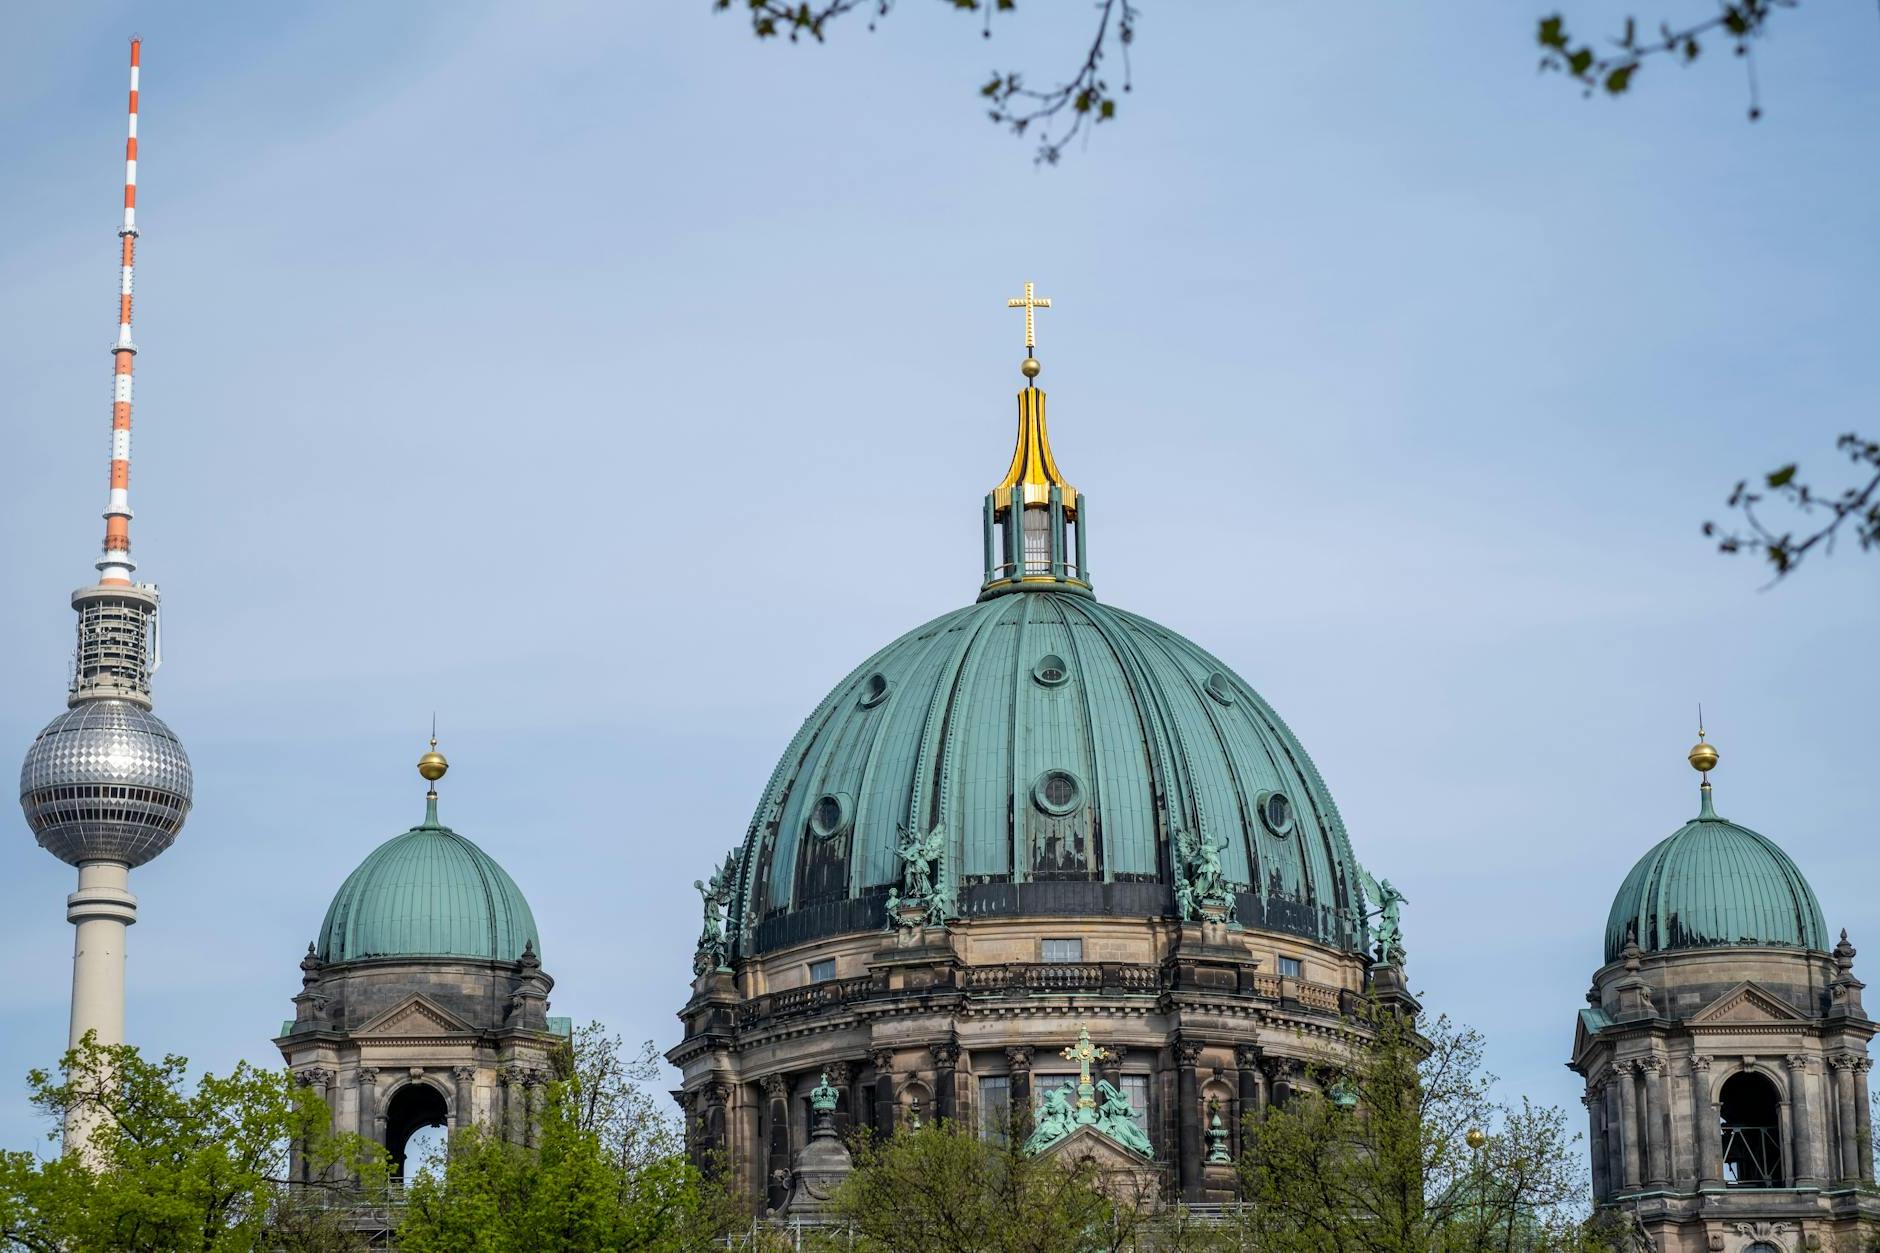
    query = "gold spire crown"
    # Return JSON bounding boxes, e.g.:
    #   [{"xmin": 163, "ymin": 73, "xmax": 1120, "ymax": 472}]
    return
[{"xmin": 992, "ymin": 281, "xmax": 1076, "ymax": 517}]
